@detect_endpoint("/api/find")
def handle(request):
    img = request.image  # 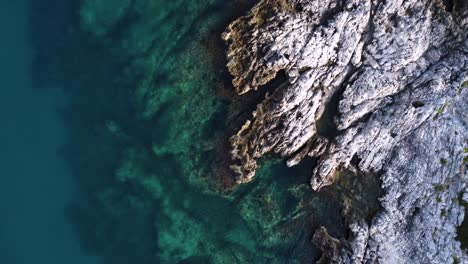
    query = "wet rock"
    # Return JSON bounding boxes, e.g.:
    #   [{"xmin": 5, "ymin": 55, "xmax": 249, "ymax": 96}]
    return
[
  {"xmin": 312, "ymin": 226, "xmax": 348, "ymax": 264},
  {"xmin": 225, "ymin": 0, "xmax": 468, "ymax": 262}
]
